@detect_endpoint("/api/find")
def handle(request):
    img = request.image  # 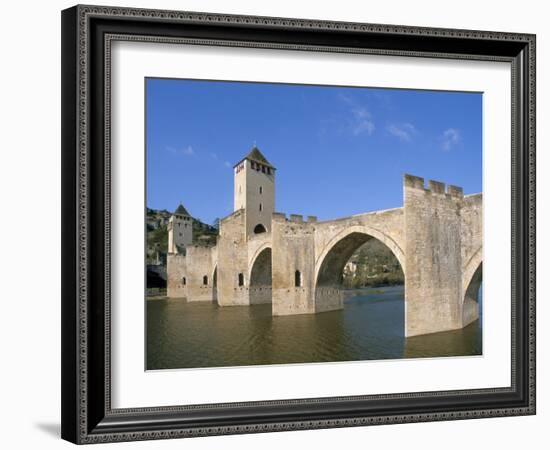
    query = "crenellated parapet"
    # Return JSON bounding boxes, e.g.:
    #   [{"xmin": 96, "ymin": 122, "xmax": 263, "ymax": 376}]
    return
[
  {"xmin": 404, "ymin": 174, "xmax": 464, "ymax": 199},
  {"xmin": 273, "ymin": 212, "xmax": 318, "ymax": 223}
]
